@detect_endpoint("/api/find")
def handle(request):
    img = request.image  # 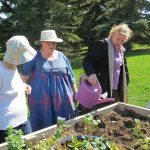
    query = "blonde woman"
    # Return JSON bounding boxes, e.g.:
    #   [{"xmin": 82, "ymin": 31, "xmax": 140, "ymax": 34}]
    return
[{"xmin": 83, "ymin": 23, "xmax": 133, "ymax": 103}]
